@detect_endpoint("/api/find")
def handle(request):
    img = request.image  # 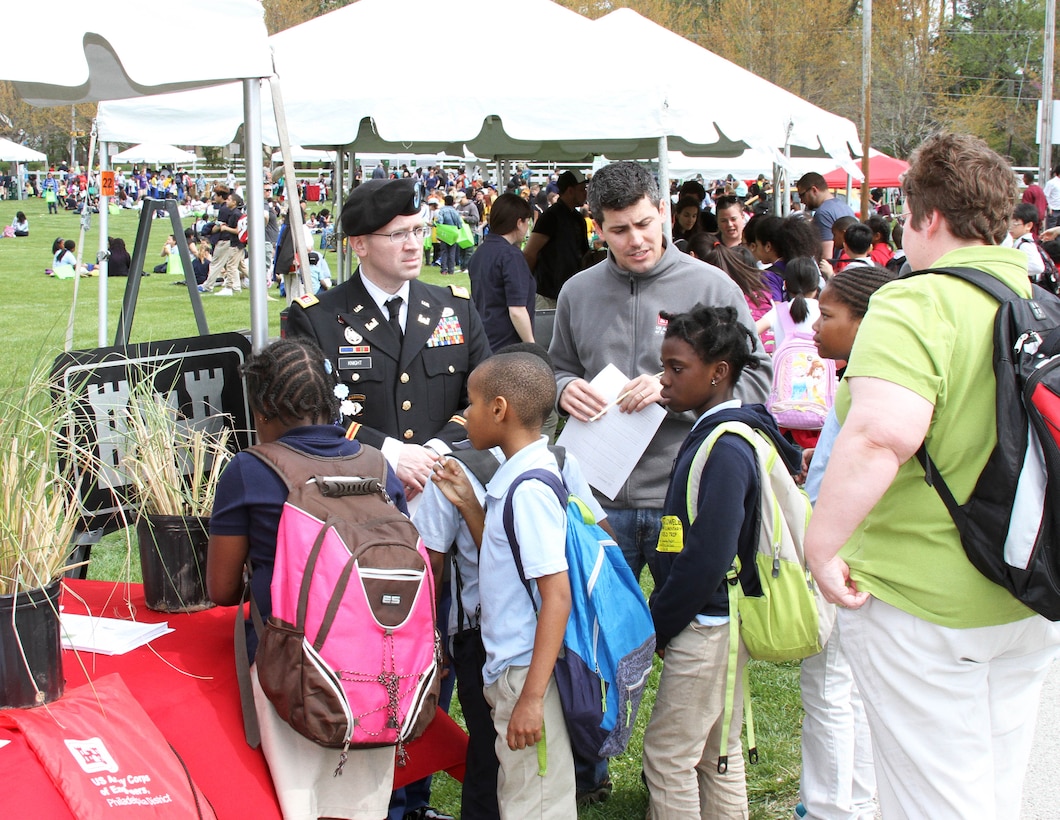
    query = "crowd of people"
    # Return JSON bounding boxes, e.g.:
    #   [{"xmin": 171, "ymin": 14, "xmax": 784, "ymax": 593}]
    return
[{"xmin": 194, "ymin": 132, "xmax": 1060, "ymax": 820}]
